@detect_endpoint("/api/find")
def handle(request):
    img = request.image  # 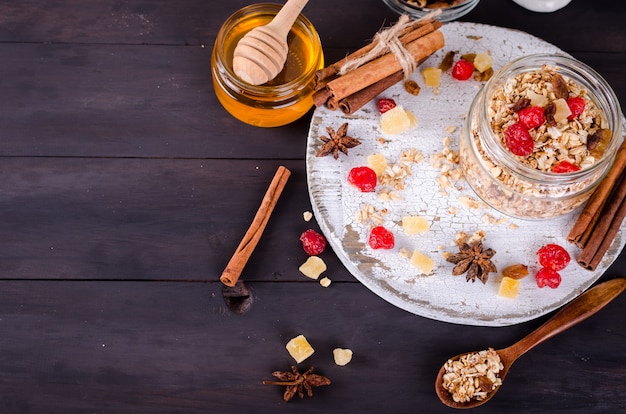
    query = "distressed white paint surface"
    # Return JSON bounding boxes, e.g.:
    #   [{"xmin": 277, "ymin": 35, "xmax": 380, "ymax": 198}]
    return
[{"xmin": 306, "ymin": 22, "xmax": 625, "ymax": 326}]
